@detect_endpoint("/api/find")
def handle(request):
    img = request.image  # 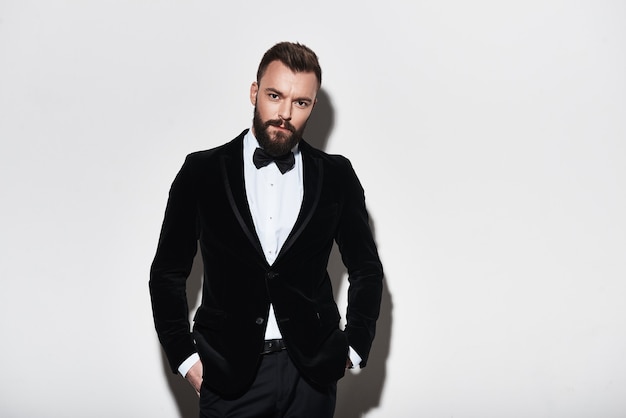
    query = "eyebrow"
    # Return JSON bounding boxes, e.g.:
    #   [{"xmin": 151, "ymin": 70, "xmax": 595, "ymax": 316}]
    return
[{"xmin": 264, "ymin": 87, "xmax": 313, "ymax": 103}]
